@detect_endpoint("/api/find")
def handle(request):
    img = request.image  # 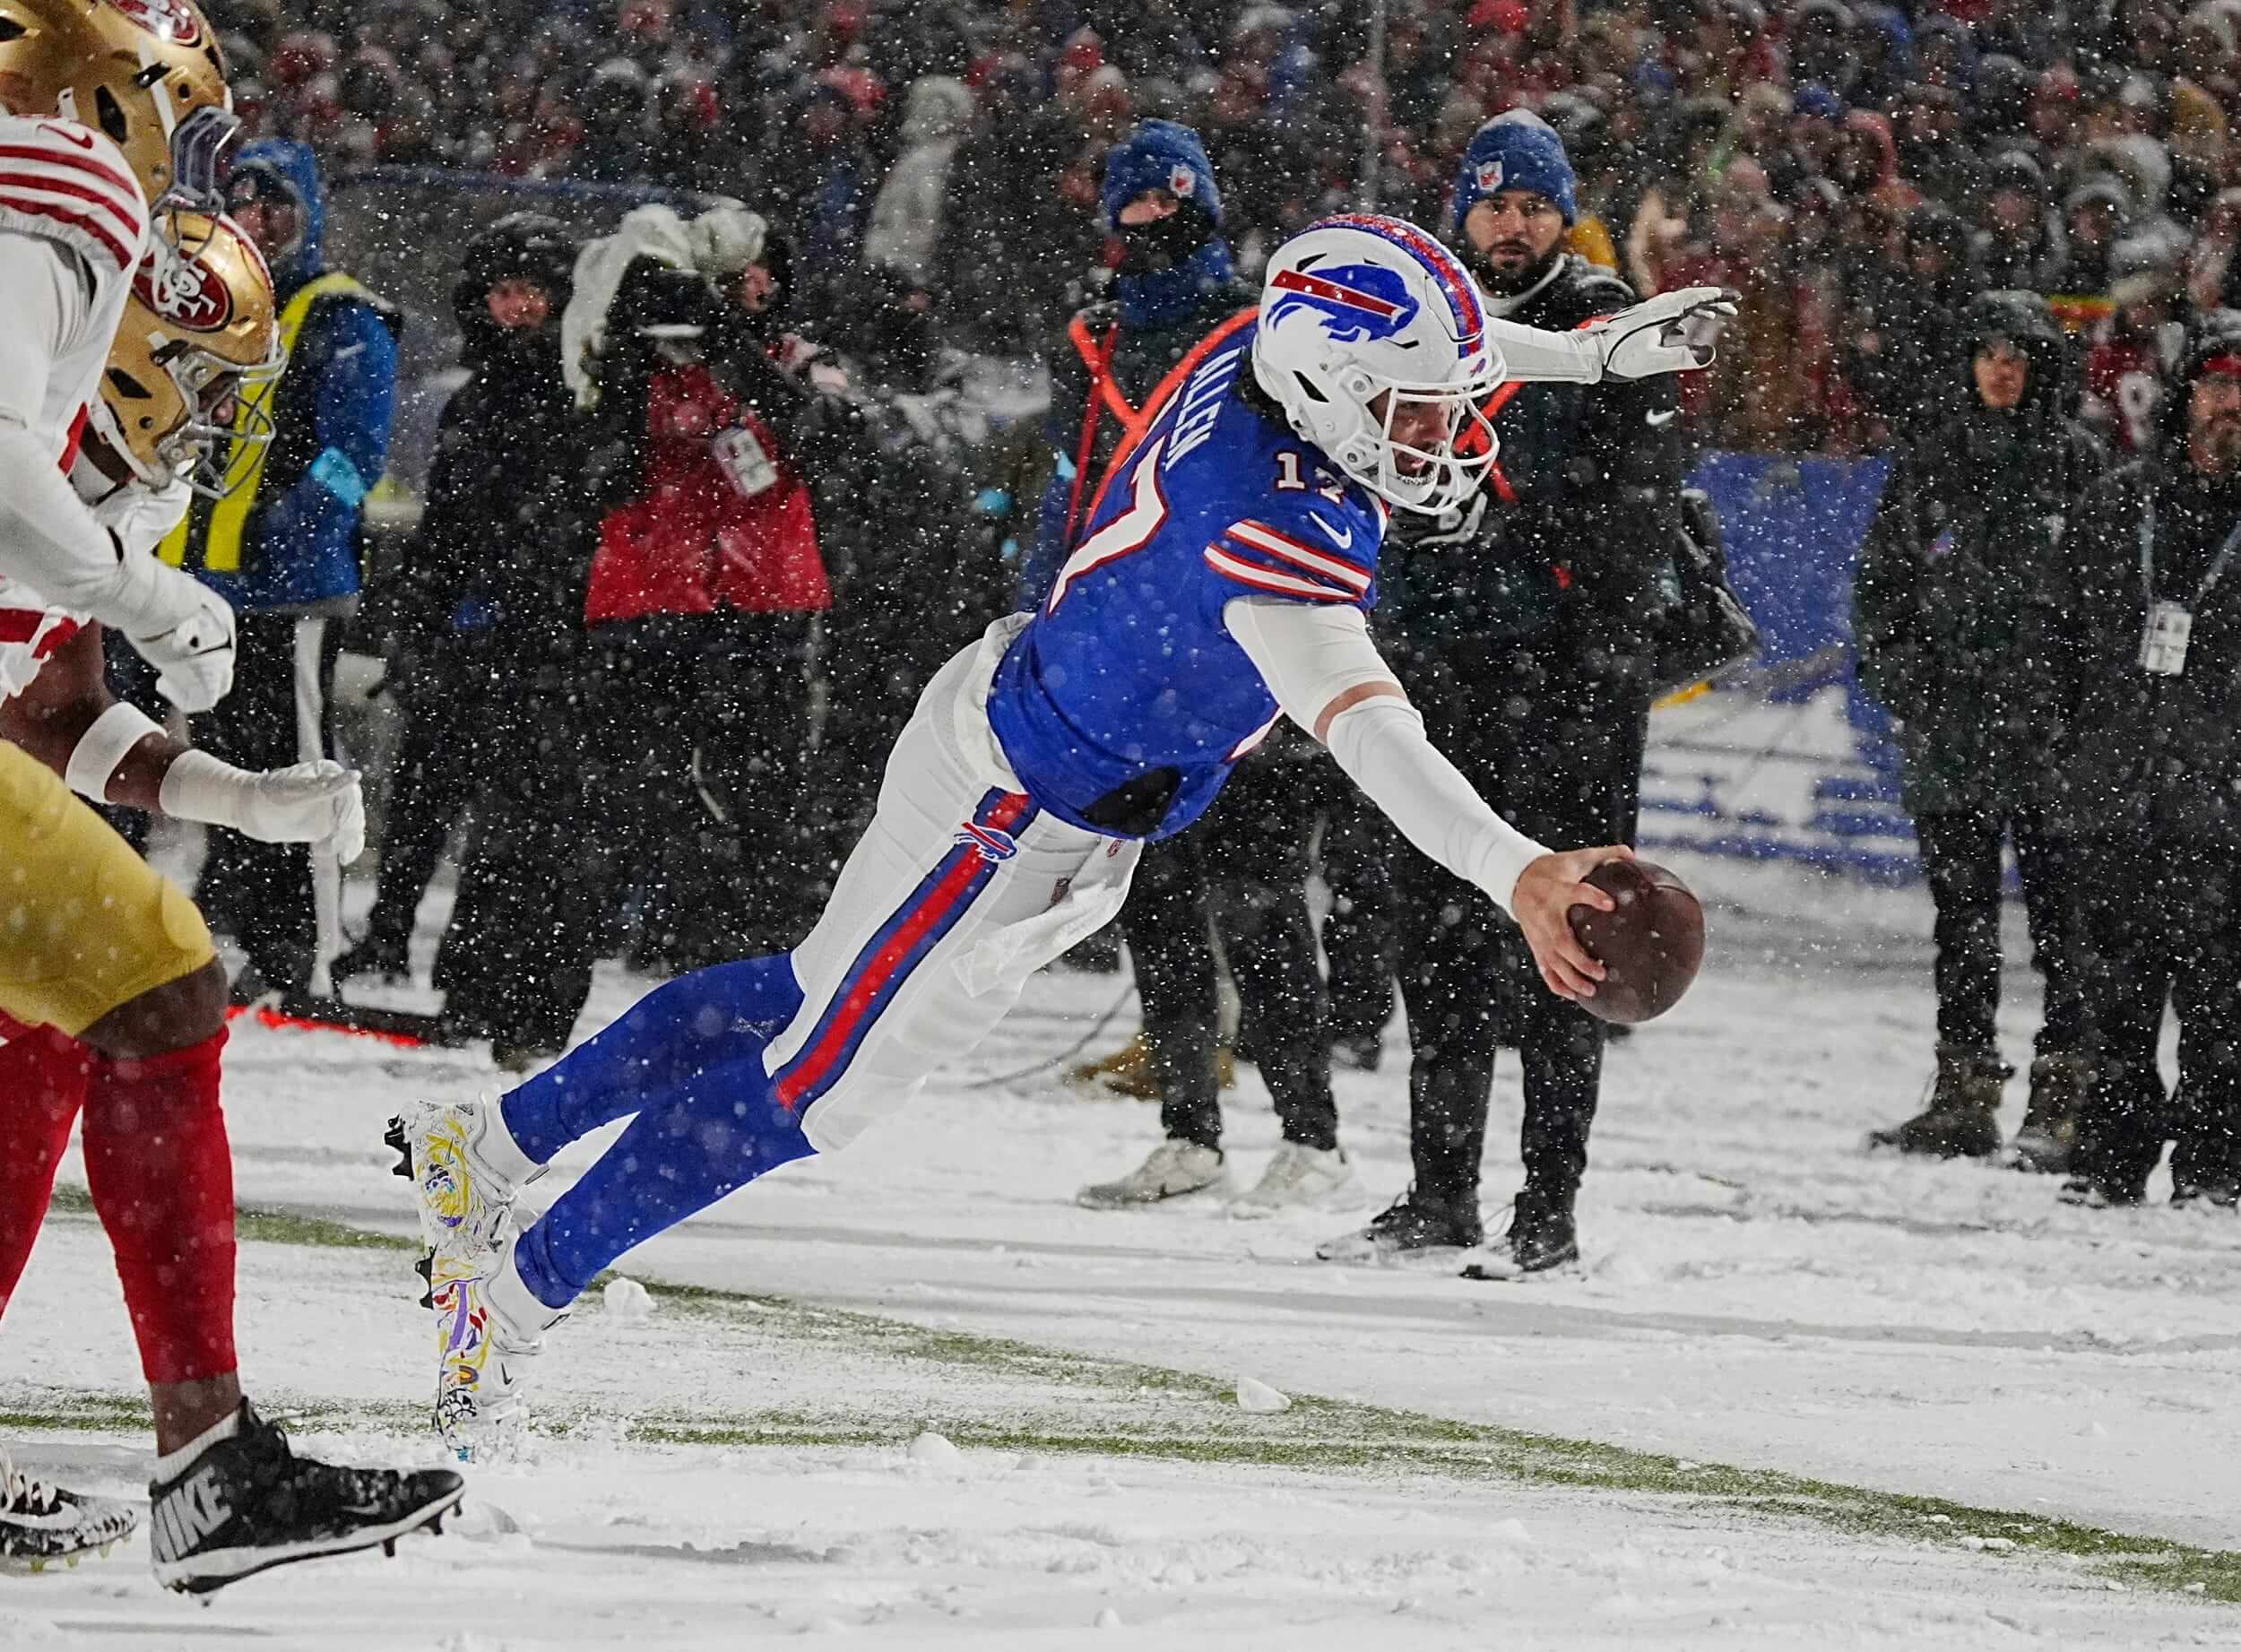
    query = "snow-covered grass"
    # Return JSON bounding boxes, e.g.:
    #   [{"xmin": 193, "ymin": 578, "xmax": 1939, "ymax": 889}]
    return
[{"xmin": 4, "ymin": 848, "xmax": 2237, "ymax": 1646}]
